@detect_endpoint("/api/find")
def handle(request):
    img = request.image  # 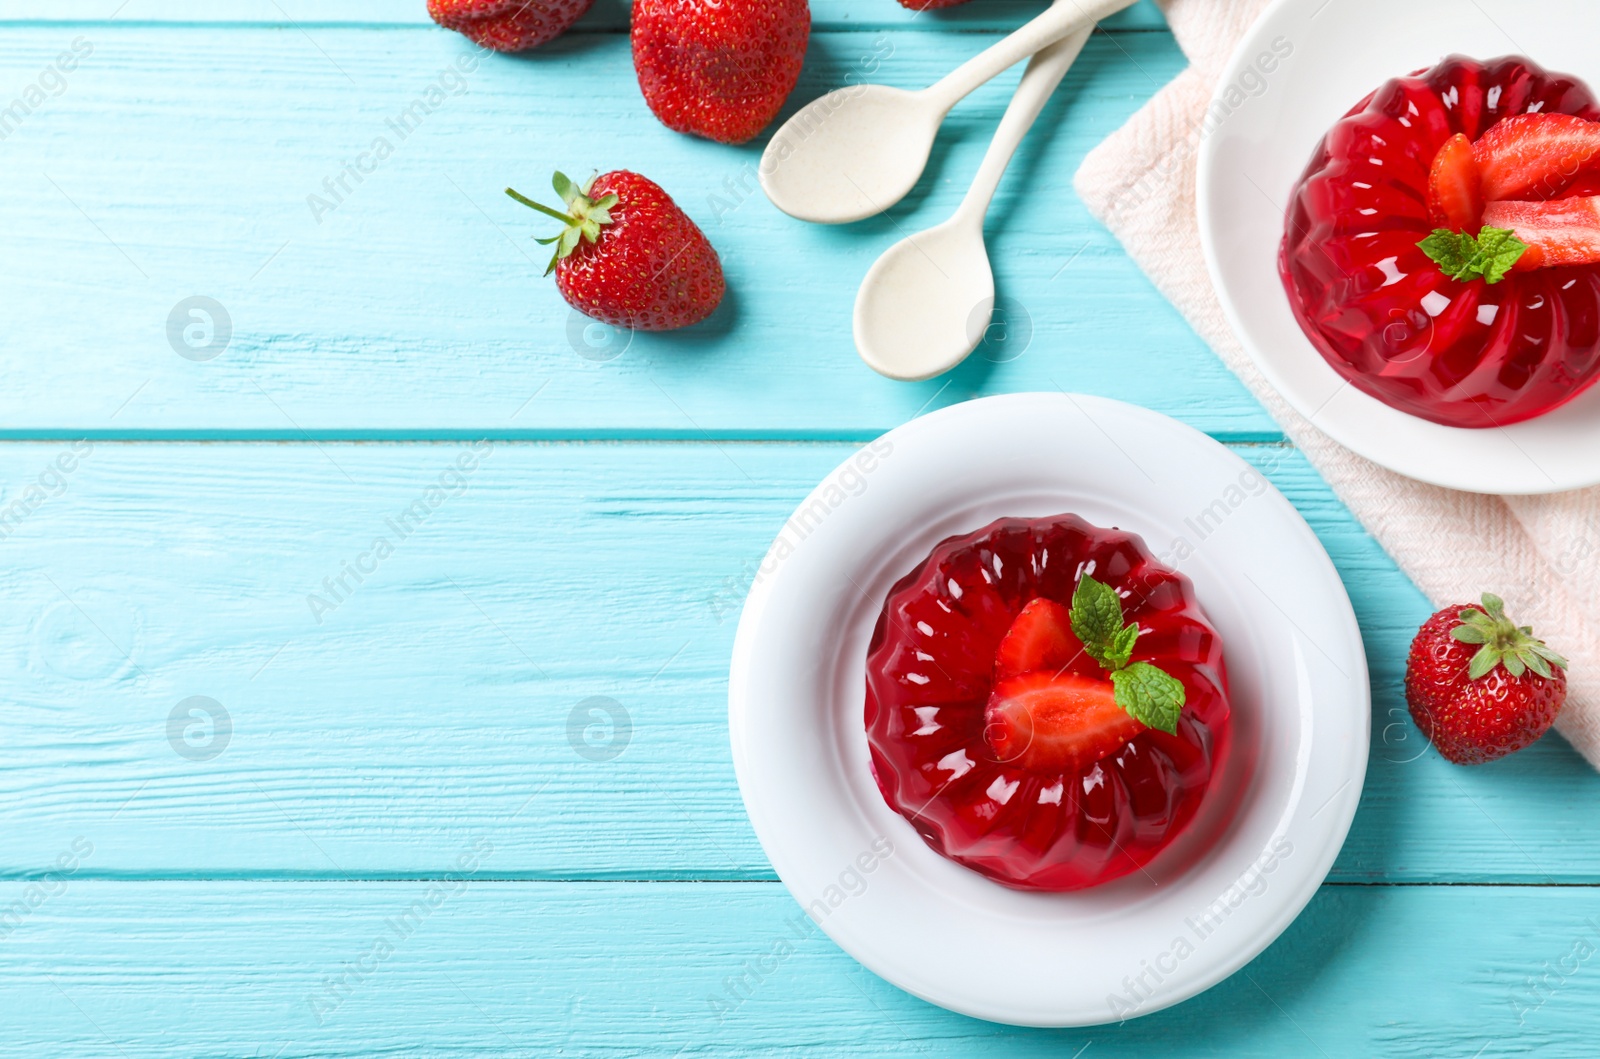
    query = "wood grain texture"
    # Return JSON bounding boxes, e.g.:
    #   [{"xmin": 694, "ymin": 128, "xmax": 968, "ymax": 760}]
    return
[
  {"xmin": 2, "ymin": 7, "xmax": 1585, "ymax": 1054},
  {"xmin": 0, "ymin": 25, "xmax": 1275, "ymax": 439},
  {"xmin": 0, "ymin": 440, "xmax": 1593, "ymax": 883},
  {"xmin": 3, "ymin": 0, "xmax": 1172, "ymax": 32},
  {"xmin": 3, "ymin": 880, "xmax": 1599, "ymax": 1056}
]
